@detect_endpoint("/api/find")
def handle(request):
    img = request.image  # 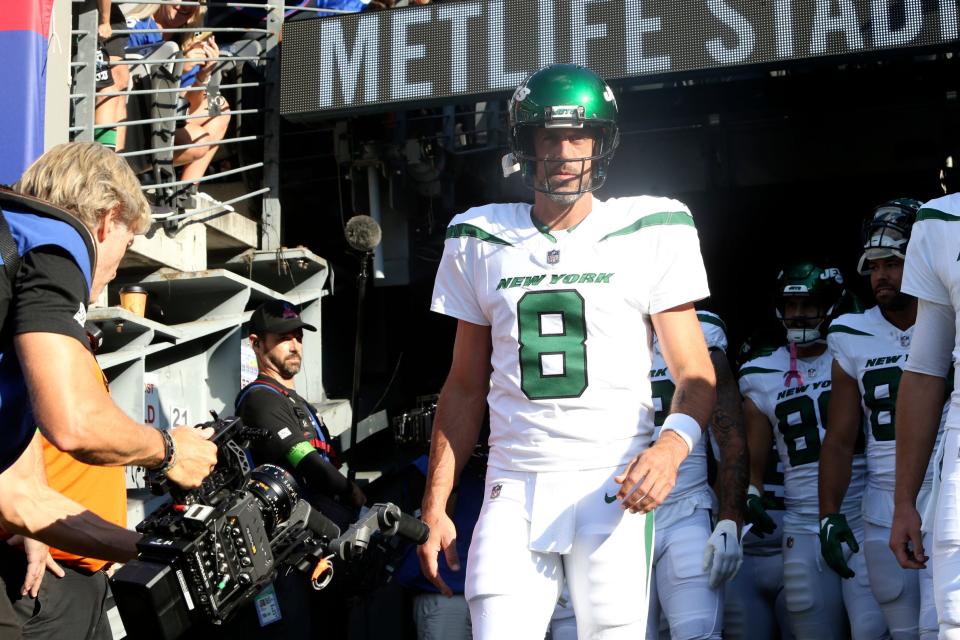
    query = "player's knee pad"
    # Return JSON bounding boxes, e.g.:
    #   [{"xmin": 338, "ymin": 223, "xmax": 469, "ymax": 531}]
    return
[
  {"xmin": 782, "ymin": 556, "xmax": 818, "ymax": 614},
  {"xmin": 667, "ymin": 616, "xmax": 722, "ymax": 640},
  {"xmin": 864, "ymin": 539, "xmax": 906, "ymax": 605},
  {"xmin": 653, "ymin": 521, "xmax": 721, "ymax": 639}
]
